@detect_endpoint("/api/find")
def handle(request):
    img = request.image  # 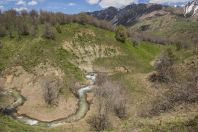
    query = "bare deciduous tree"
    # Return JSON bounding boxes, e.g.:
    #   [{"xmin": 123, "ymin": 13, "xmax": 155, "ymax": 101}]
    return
[
  {"xmin": 30, "ymin": 25, "xmax": 37, "ymax": 37},
  {"xmin": 0, "ymin": 41, "xmax": 3, "ymax": 49},
  {"xmin": 192, "ymin": 37, "xmax": 198, "ymax": 54},
  {"xmin": 43, "ymin": 76, "xmax": 62, "ymax": 105},
  {"xmin": 142, "ymin": 56, "xmax": 198, "ymax": 117},
  {"xmin": 0, "ymin": 9, "xmax": 116, "ymax": 39},
  {"xmin": 29, "ymin": 10, "xmax": 38, "ymax": 27},
  {"xmin": 17, "ymin": 21, "xmax": 30, "ymax": 36},
  {"xmin": 0, "ymin": 26, "xmax": 6, "ymax": 37},
  {"xmin": 87, "ymin": 74, "xmax": 127, "ymax": 131},
  {"xmin": 149, "ymin": 48, "xmax": 175, "ymax": 82},
  {"xmin": 43, "ymin": 23, "xmax": 55, "ymax": 39},
  {"xmin": 87, "ymin": 96, "xmax": 110, "ymax": 131},
  {"xmin": 95, "ymin": 75, "xmax": 127, "ymax": 119},
  {"xmin": 113, "ymin": 94, "xmax": 127, "ymax": 119}
]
